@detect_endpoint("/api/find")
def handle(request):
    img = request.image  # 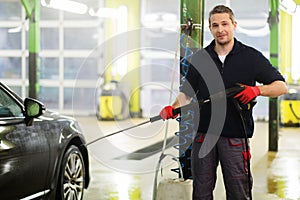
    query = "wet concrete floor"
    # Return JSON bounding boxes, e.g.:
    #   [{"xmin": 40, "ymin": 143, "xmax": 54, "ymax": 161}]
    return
[{"xmin": 77, "ymin": 116, "xmax": 300, "ymax": 200}]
